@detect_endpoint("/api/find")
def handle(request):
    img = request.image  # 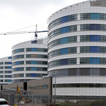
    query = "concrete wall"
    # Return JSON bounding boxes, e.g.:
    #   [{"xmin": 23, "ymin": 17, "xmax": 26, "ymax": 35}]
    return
[{"xmin": 2, "ymin": 78, "xmax": 52, "ymax": 96}]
